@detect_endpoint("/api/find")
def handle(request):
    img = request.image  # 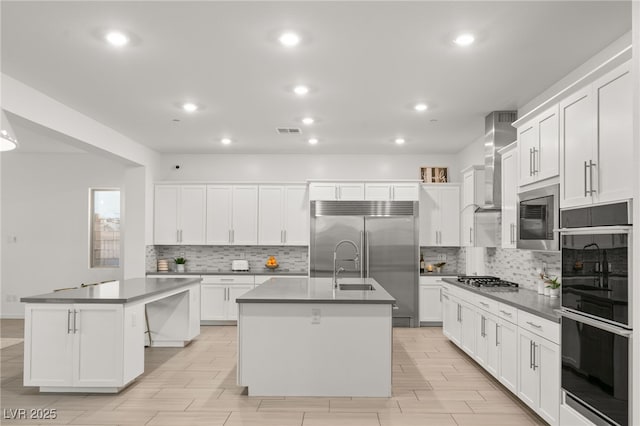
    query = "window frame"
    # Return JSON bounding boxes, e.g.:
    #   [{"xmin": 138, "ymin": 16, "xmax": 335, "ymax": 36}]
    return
[{"xmin": 89, "ymin": 188, "xmax": 121, "ymax": 269}]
